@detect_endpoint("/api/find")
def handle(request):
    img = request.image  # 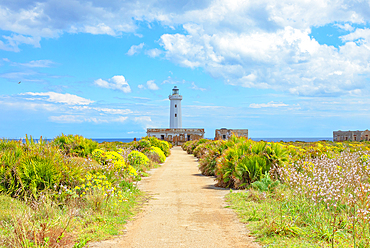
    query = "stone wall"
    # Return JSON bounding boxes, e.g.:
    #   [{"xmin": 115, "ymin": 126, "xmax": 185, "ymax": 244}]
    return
[
  {"xmin": 147, "ymin": 128, "xmax": 205, "ymax": 145},
  {"xmin": 215, "ymin": 128, "xmax": 248, "ymax": 140},
  {"xmin": 333, "ymin": 130, "xmax": 370, "ymax": 141}
]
